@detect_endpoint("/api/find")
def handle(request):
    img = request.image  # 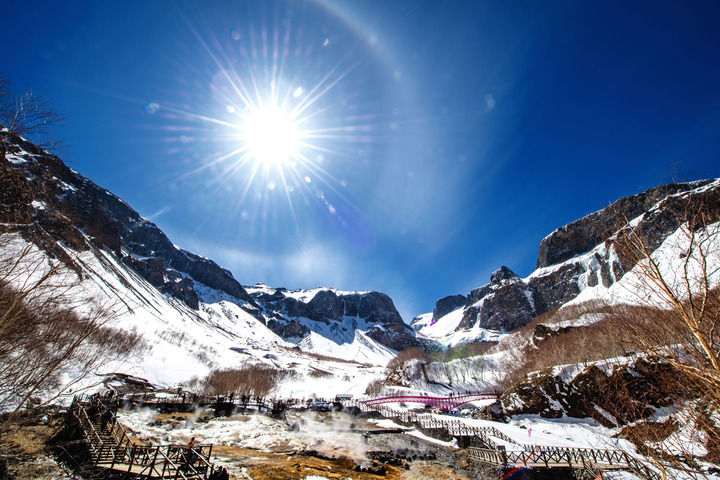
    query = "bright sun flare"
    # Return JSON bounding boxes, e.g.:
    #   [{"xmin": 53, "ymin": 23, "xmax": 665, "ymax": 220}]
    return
[{"xmin": 242, "ymin": 106, "xmax": 300, "ymax": 167}]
